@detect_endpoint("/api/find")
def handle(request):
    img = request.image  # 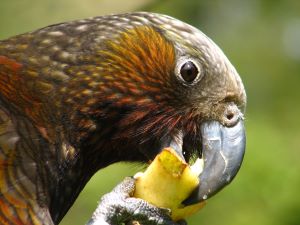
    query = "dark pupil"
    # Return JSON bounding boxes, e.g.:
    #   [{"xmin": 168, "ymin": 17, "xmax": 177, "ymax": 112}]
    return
[{"xmin": 180, "ymin": 61, "xmax": 198, "ymax": 83}]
